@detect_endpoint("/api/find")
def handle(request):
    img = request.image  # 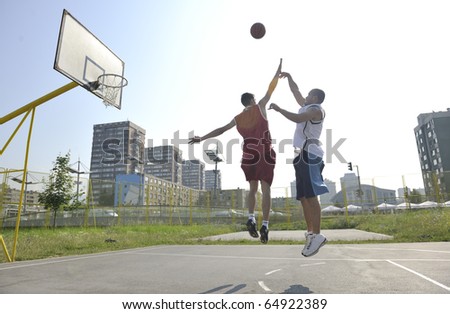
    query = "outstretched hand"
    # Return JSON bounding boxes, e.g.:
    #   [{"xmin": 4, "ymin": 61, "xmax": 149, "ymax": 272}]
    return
[
  {"xmin": 269, "ymin": 103, "xmax": 281, "ymax": 112},
  {"xmin": 188, "ymin": 136, "xmax": 201, "ymax": 144}
]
